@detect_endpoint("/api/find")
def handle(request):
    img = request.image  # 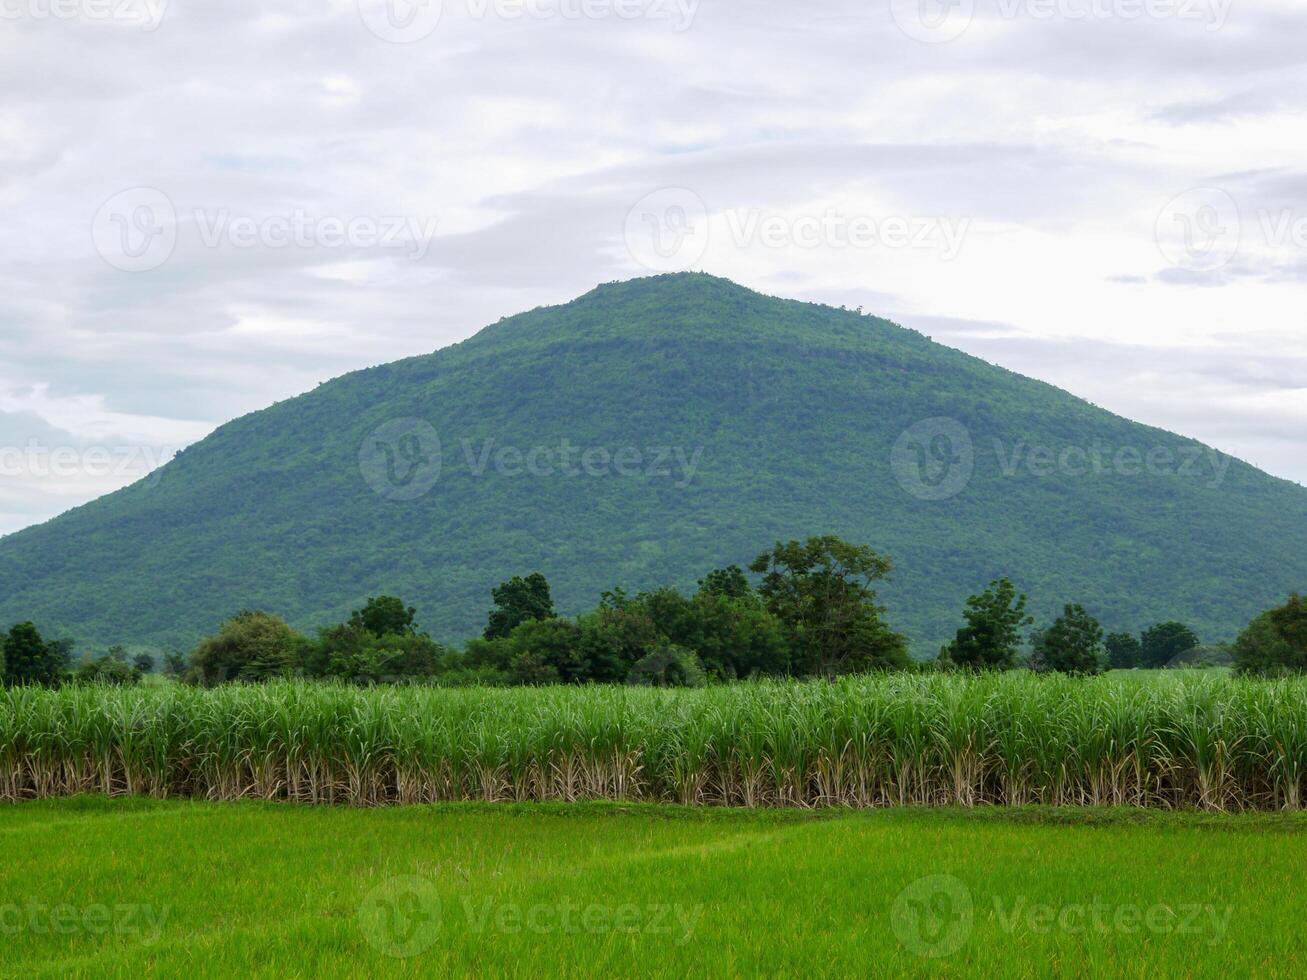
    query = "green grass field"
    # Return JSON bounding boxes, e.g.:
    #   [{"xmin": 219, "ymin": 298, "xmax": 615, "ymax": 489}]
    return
[{"xmin": 3, "ymin": 798, "xmax": 1305, "ymax": 978}]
